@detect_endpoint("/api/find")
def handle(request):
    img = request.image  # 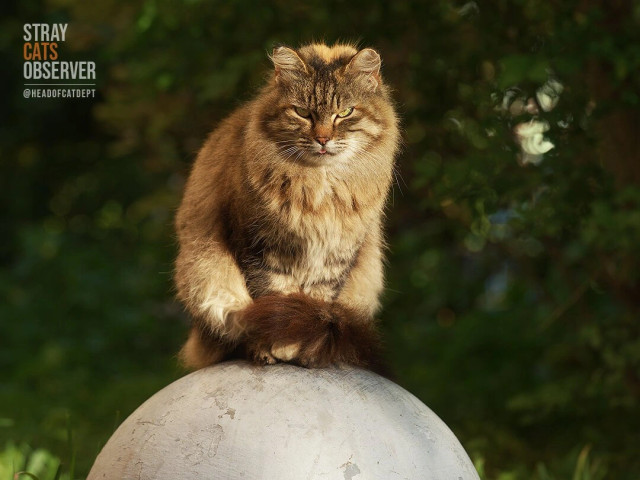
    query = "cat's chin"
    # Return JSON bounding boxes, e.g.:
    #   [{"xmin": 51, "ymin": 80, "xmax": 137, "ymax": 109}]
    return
[{"xmin": 297, "ymin": 151, "xmax": 339, "ymax": 167}]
